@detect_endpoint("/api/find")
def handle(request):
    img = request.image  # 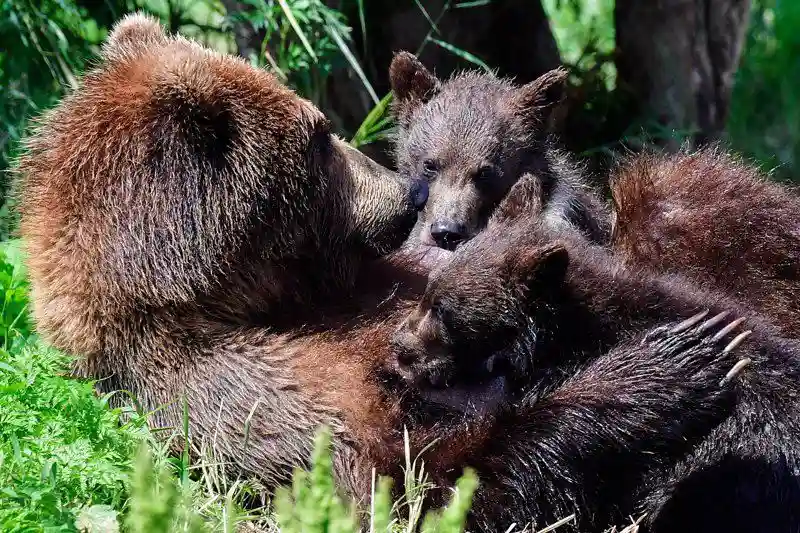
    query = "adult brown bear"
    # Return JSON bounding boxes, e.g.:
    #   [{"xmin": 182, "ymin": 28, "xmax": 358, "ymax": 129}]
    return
[
  {"xmin": 16, "ymin": 12, "xmax": 434, "ymax": 496},
  {"xmin": 20, "ymin": 13, "xmax": 794, "ymax": 533}
]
